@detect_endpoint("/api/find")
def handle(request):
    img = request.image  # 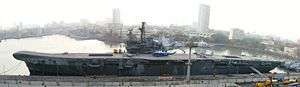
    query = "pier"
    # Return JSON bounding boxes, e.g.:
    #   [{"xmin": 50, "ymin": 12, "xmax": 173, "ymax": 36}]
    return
[{"xmin": 1, "ymin": 73, "xmax": 300, "ymax": 87}]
